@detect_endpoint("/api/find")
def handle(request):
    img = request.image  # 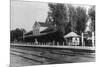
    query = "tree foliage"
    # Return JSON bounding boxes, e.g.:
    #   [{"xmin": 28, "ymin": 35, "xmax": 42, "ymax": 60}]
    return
[
  {"xmin": 67, "ymin": 4, "xmax": 77, "ymax": 32},
  {"xmin": 75, "ymin": 6, "xmax": 87, "ymax": 34},
  {"xmin": 88, "ymin": 6, "xmax": 95, "ymax": 32},
  {"xmin": 46, "ymin": 3, "xmax": 88, "ymax": 35},
  {"xmin": 10, "ymin": 28, "xmax": 26, "ymax": 42},
  {"xmin": 46, "ymin": 3, "xmax": 69, "ymax": 36},
  {"xmin": 66, "ymin": 5, "xmax": 87, "ymax": 34}
]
